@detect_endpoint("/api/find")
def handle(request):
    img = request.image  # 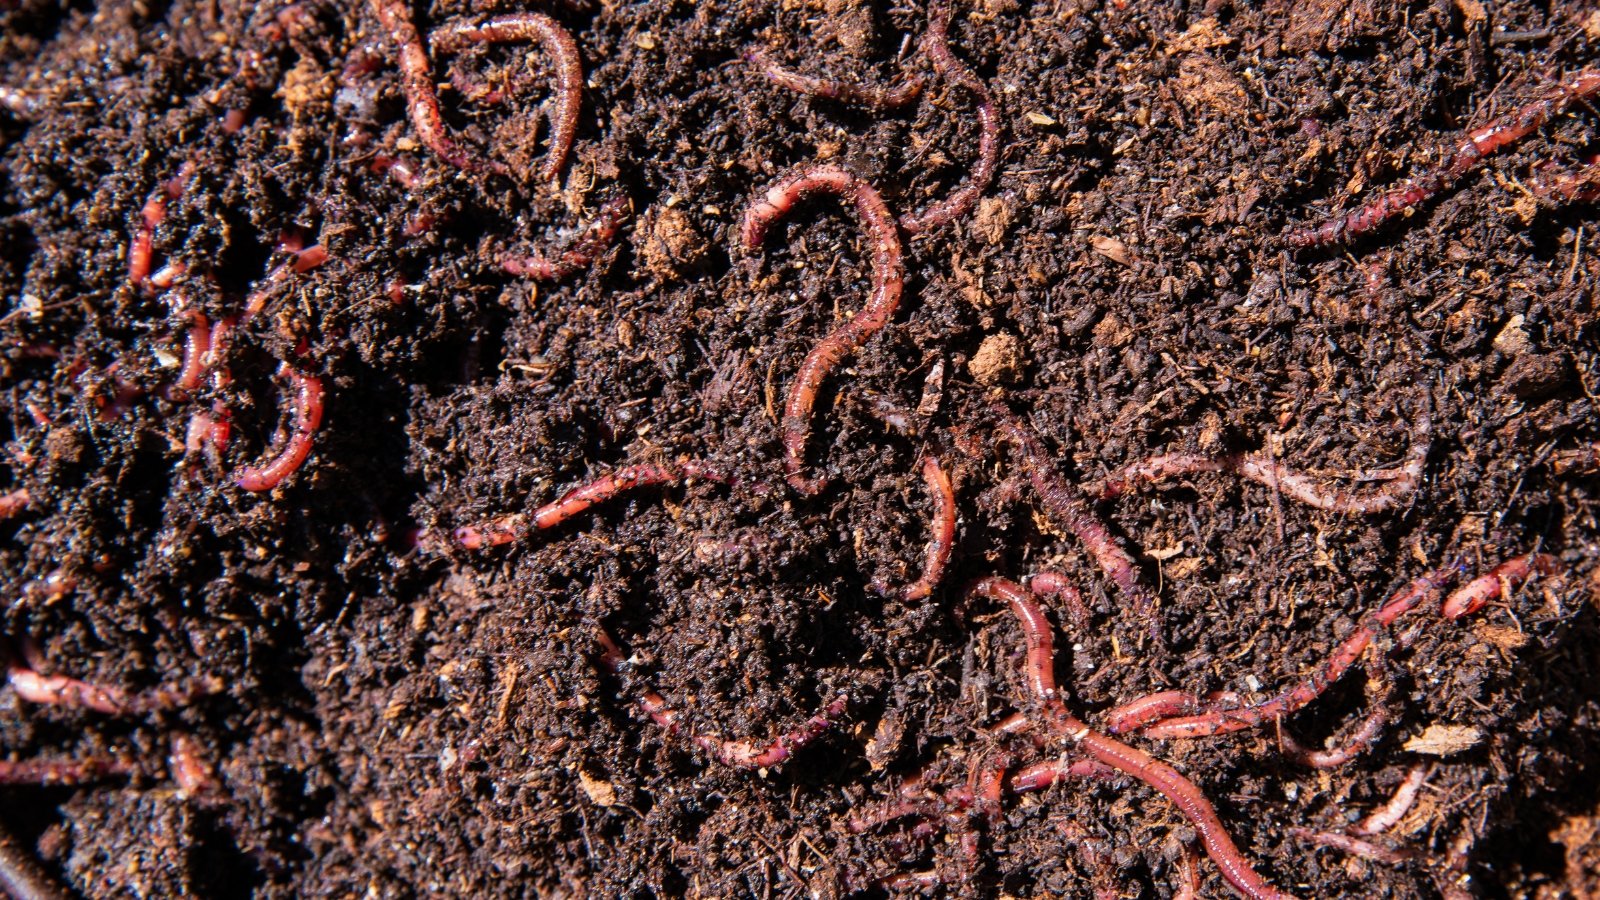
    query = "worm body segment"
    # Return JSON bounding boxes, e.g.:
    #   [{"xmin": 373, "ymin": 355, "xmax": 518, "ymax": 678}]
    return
[{"xmin": 742, "ymin": 165, "xmax": 905, "ymax": 494}]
